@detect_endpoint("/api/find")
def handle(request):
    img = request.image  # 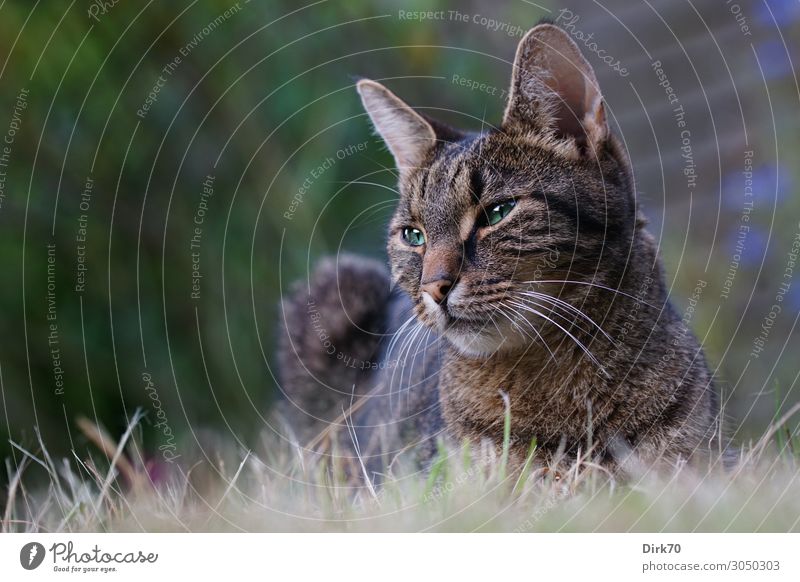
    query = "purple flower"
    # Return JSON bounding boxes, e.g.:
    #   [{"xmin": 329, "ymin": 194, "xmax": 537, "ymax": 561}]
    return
[
  {"xmin": 757, "ymin": 0, "xmax": 800, "ymax": 26},
  {"xmin": 754, "ymin": 40, "xmax": 794, "ymax": 79}
]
